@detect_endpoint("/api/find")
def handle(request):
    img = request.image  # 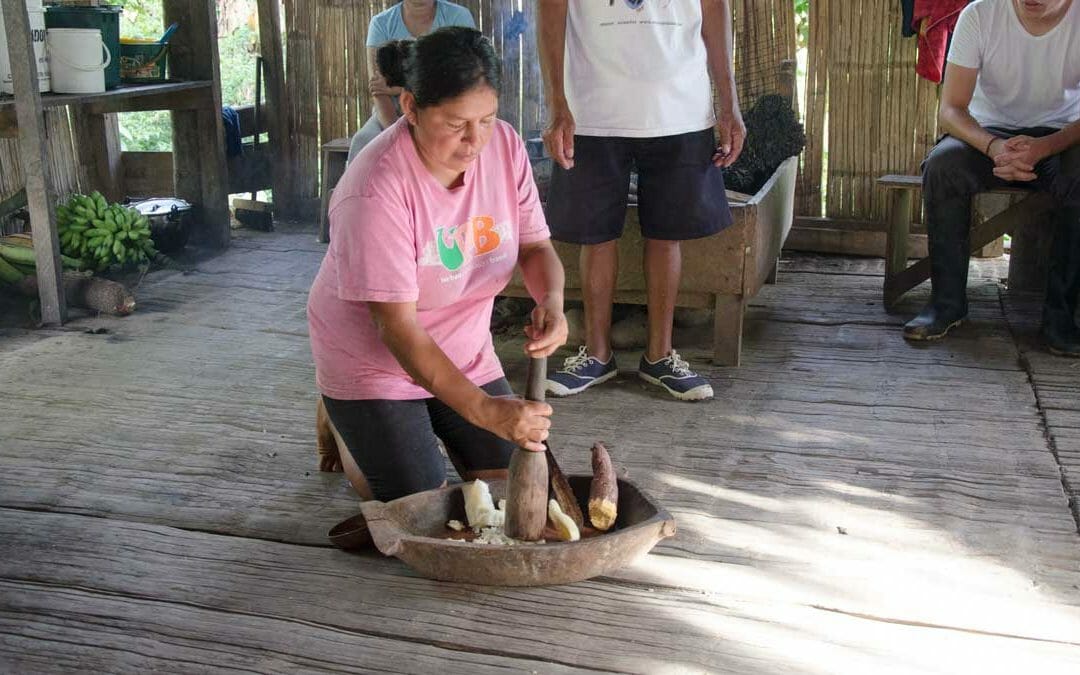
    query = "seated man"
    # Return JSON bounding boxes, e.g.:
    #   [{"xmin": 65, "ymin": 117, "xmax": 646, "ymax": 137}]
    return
[{"xmin": 904, "ymin": 0, "xmax": 1080, "ymax": 356}]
